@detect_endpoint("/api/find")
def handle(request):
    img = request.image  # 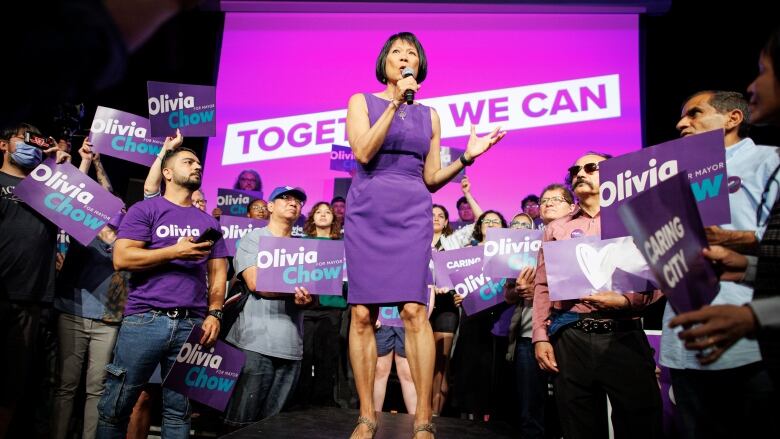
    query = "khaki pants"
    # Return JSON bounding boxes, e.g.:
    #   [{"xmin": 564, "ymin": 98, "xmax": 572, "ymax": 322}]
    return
[{"xmin": 51, "ymin": 313, "xmax": 118, "ymax": 439}]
